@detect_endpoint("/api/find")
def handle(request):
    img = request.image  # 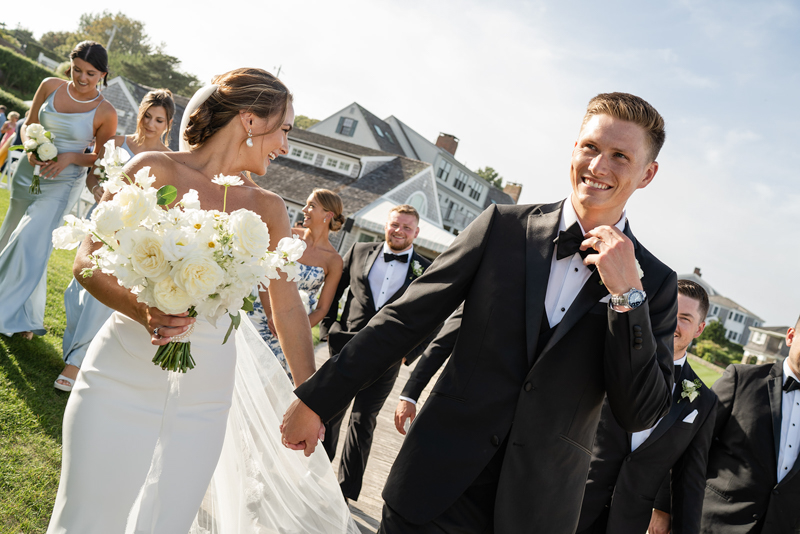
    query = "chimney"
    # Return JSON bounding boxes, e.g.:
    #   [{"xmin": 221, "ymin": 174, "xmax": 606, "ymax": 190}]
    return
[
  {"xmin": 503, "ymin": 182, "xmax": 523, "ymax": 204},
  {"xmin": 435, "ymin": 133, "xmax": 459, "ymax": 156},
  {"xmin": 694, "ymin": 267, "xmax": 702, "ymax": 277}
]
